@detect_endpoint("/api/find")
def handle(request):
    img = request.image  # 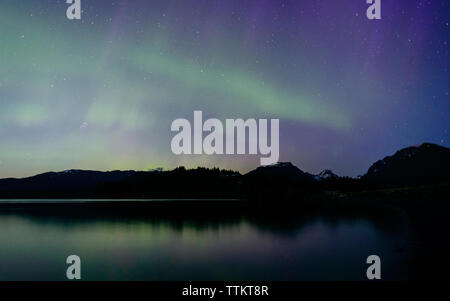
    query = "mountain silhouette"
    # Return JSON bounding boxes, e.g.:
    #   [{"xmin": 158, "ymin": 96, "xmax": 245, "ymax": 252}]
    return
[
  {"xmin": 0, "ymin": 167, "xmax": 240, "ymax": 199},
  {"xmin": 244, "ymin": 162, "xmax": 315, "ymax": 181},
  {"xmin": 242, "ymin": 162, "xmax": 317, "ymax": 204},
  {"xmin": 314, "ymin": 170, "xmax": 339, "ymax": 181},
  {"xmin": 0, "ymin": 170, "xmax": 138, "ymax": 198},
  {"xmin": 0, "ymin": 143, "xmax": 449, "ymax": 199},
  {"xmin": 363, "ymin": 143, "xmax": 450, "ymax": 185}
]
